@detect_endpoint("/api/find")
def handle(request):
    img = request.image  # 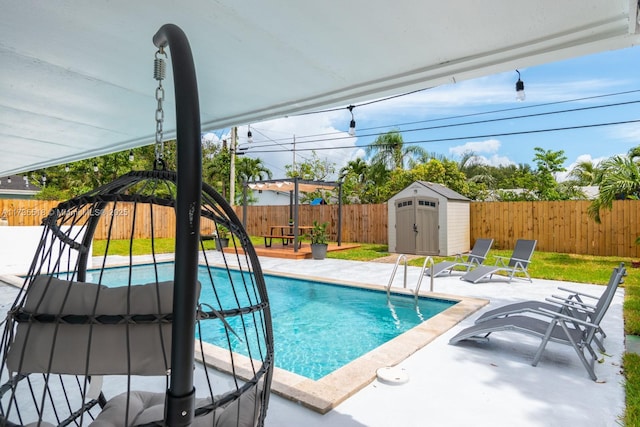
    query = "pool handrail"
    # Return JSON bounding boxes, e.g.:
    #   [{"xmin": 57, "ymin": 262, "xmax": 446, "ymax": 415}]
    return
[
  {"xmin": 386, "ymin": 254, "xmax": 409, "ymax": 298},
  {"xmin": 416, "ymin": 256, "xmax": 435, "ymax": 294},
  {"xmin": 387, "ymin": 255, "xmax": 435, "ymax": 303}
]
